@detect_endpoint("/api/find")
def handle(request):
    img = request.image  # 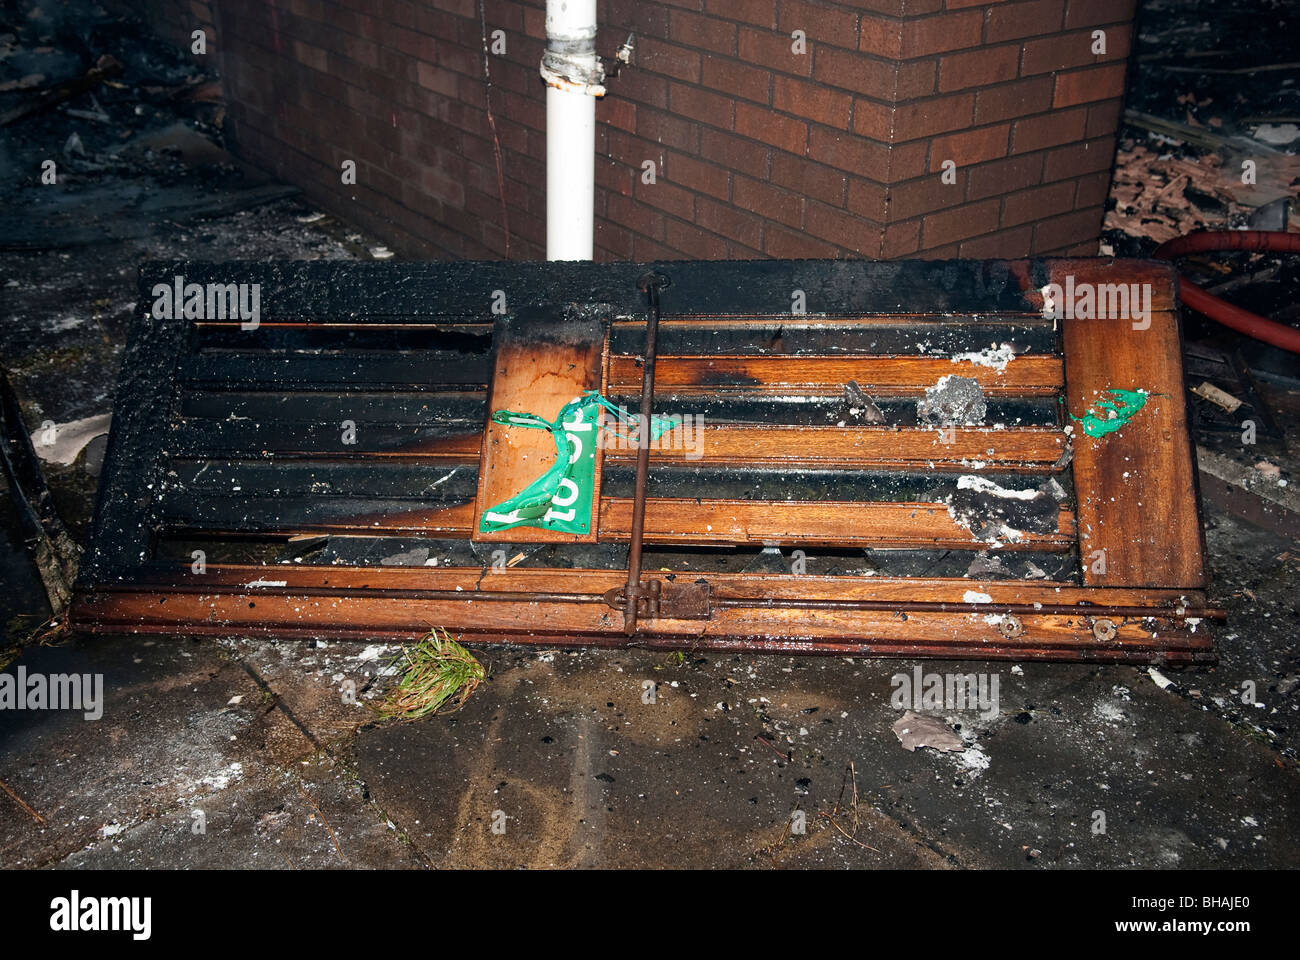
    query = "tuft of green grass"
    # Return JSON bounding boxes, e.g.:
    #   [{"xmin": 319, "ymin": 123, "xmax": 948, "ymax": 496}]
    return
[{"xmin": 378, "ymin": 627, "xmax": 485, "ymax": 721}]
